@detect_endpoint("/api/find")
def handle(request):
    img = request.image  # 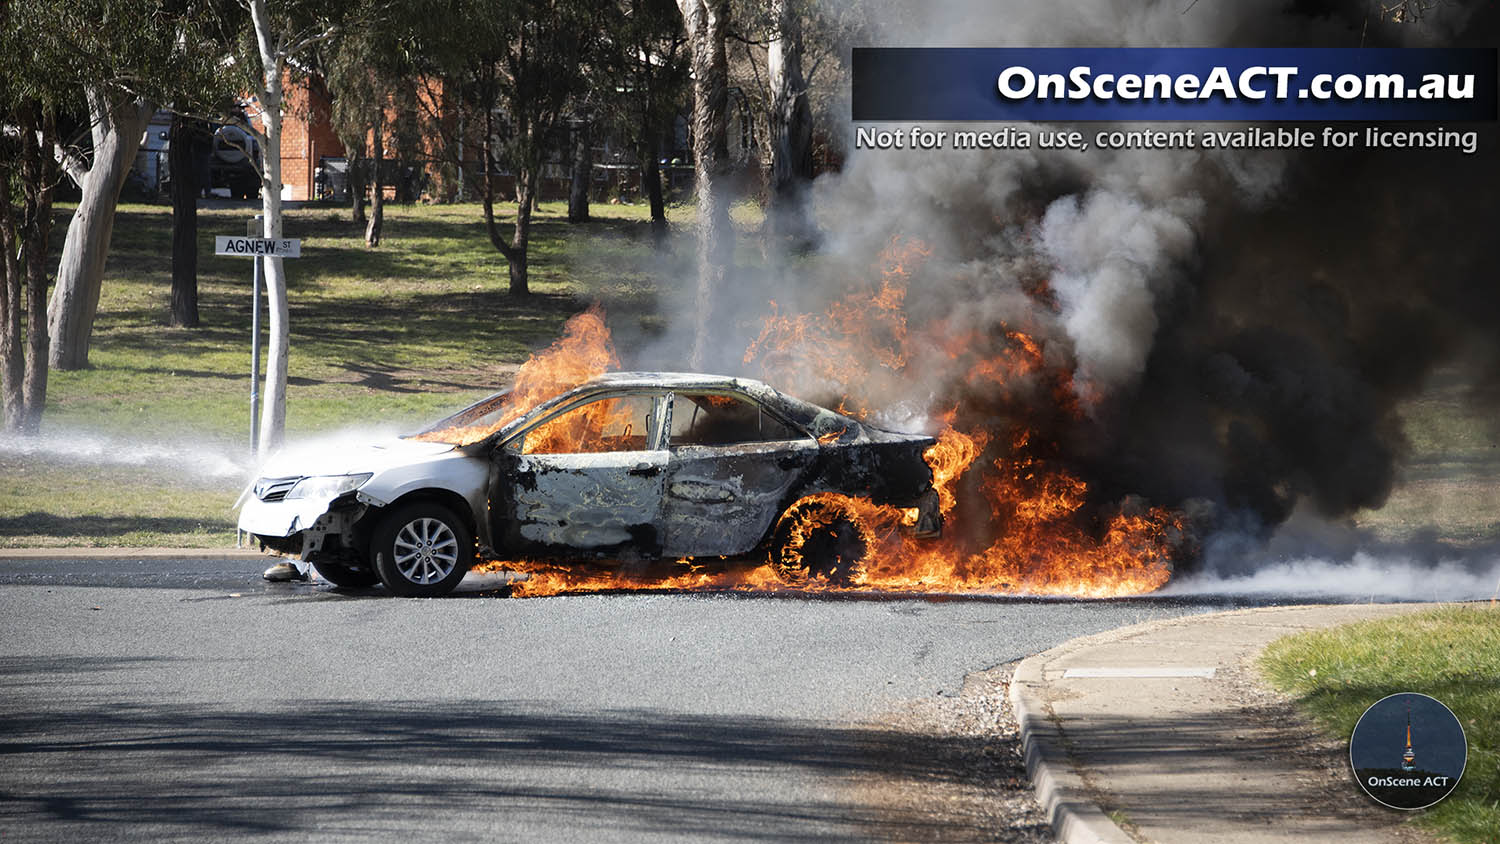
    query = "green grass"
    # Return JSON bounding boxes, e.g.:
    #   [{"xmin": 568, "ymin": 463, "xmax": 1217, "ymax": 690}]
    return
[
  {"xmin": 2, "ymin": 198, "xmax": 707, "ymax": 547},
  {"xmin": 1259, "ymin": 604, "xmax": 1500, "ymax": 842}
]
